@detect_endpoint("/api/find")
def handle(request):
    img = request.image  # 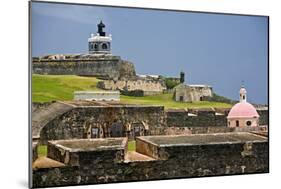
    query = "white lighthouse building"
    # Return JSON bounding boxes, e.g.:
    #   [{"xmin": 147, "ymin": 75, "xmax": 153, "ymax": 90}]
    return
[{"xmin": 88, "ymin": 21, "xmax": 112, "ymax": 54}]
